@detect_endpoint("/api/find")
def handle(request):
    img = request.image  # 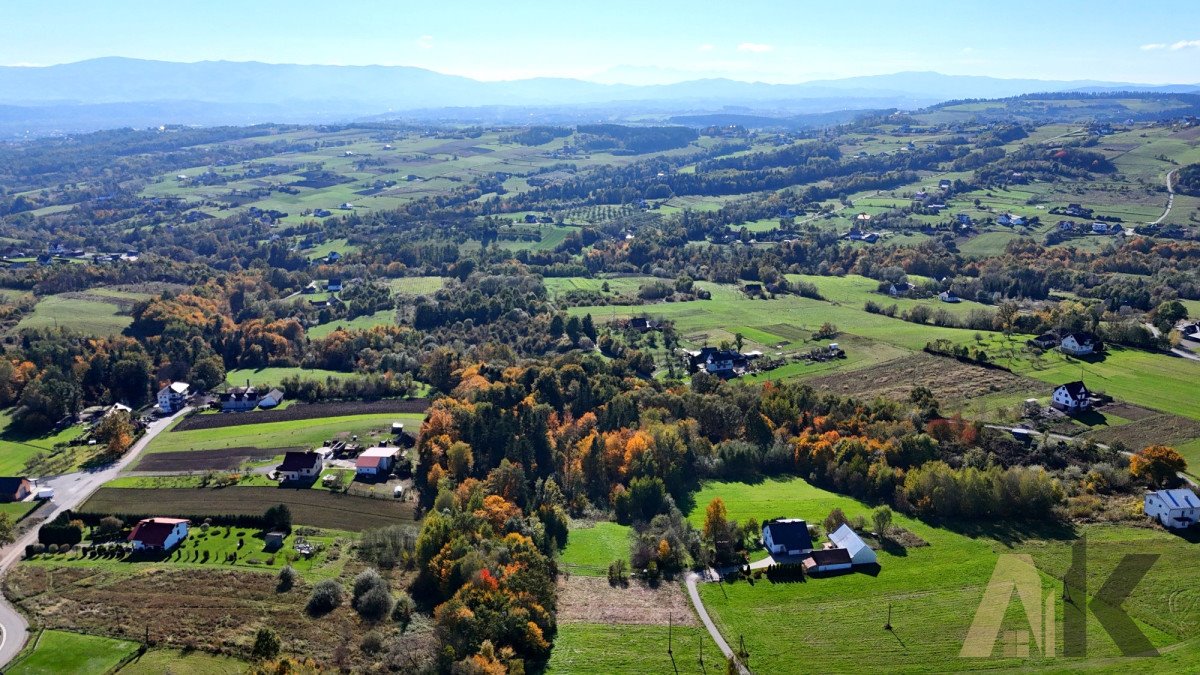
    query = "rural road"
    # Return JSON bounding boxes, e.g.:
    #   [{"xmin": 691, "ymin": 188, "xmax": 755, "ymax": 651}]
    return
[
  {"xmin": 684, "ymin": 570, "xmax": 751, "ymax": 675},
  {"xmin": 1149, "ymin": 169, "xmax": 1176, "ymax": 226},
  {"xmin": 0, "ymin": 407, "xmax": 188, "ymax": 668},
  {"xmin": 1142, "ymin": 322, "xmax": 1200, "ymax": 362}
]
